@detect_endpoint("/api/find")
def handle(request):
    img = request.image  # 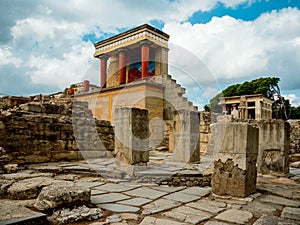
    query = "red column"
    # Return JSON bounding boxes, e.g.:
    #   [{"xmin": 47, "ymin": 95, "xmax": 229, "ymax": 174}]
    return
[
  {"xmin": 83, "ymin": 80, "xmax": 90, "ymax": 92},
  {"xmin": 140, "ymin": 41, "xmax": 152, "ymax": 78},
  {"xmin": 99, "ymin": 55, "xmax": 109, "ymax": 88},
  {"xmin": 118, "ymin": 49, "xmax": 127, "ymax": 84}
]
